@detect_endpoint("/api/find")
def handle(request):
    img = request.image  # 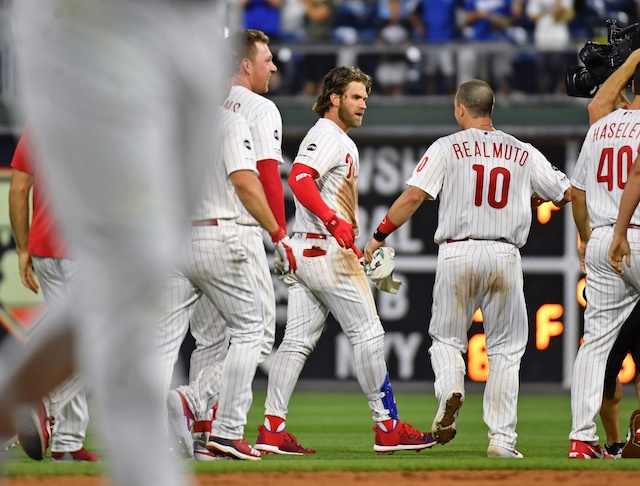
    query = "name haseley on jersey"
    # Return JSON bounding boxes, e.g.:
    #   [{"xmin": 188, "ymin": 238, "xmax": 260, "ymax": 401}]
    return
[
  {"xmin": 591, "ymin": 121, "xmax": 640, "ymax": 140},
  {"xmin": 451, "ymin": 141, "xmax": 530, "ymax": 166}
]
